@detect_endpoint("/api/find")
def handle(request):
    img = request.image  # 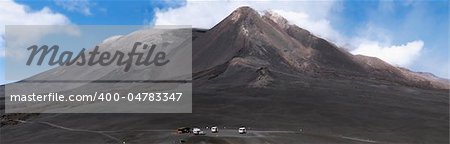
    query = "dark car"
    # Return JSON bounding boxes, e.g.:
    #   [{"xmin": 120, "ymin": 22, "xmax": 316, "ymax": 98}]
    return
[{"xmin": 177, "ymin": 127, "xmax": 191, "ymax": 134}]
